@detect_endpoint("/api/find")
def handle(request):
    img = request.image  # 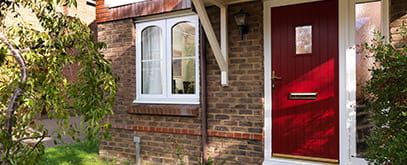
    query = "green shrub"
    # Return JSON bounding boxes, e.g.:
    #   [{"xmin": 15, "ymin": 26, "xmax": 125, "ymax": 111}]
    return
[{"xmin": 362, "ymin": 29, "xmax": 407, "ymax": 165}]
